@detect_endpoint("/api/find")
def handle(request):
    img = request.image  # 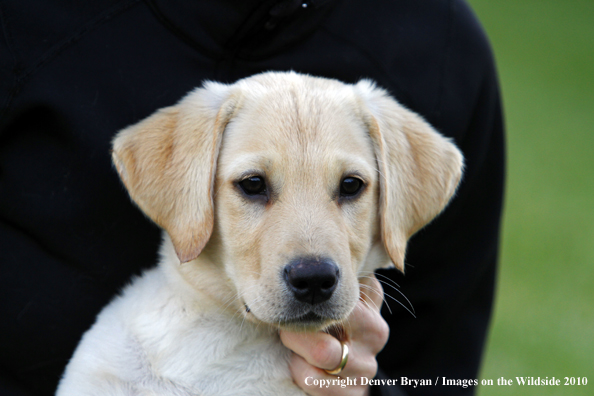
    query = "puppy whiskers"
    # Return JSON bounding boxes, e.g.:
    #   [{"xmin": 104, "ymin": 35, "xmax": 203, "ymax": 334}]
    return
[
  {"xmin": 358, "ymin": 273, "xmax": 416, "ymax": 318},
  {"xmin": 358, "ymin": 288, "xmax": 385, "ymax": 313}
]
